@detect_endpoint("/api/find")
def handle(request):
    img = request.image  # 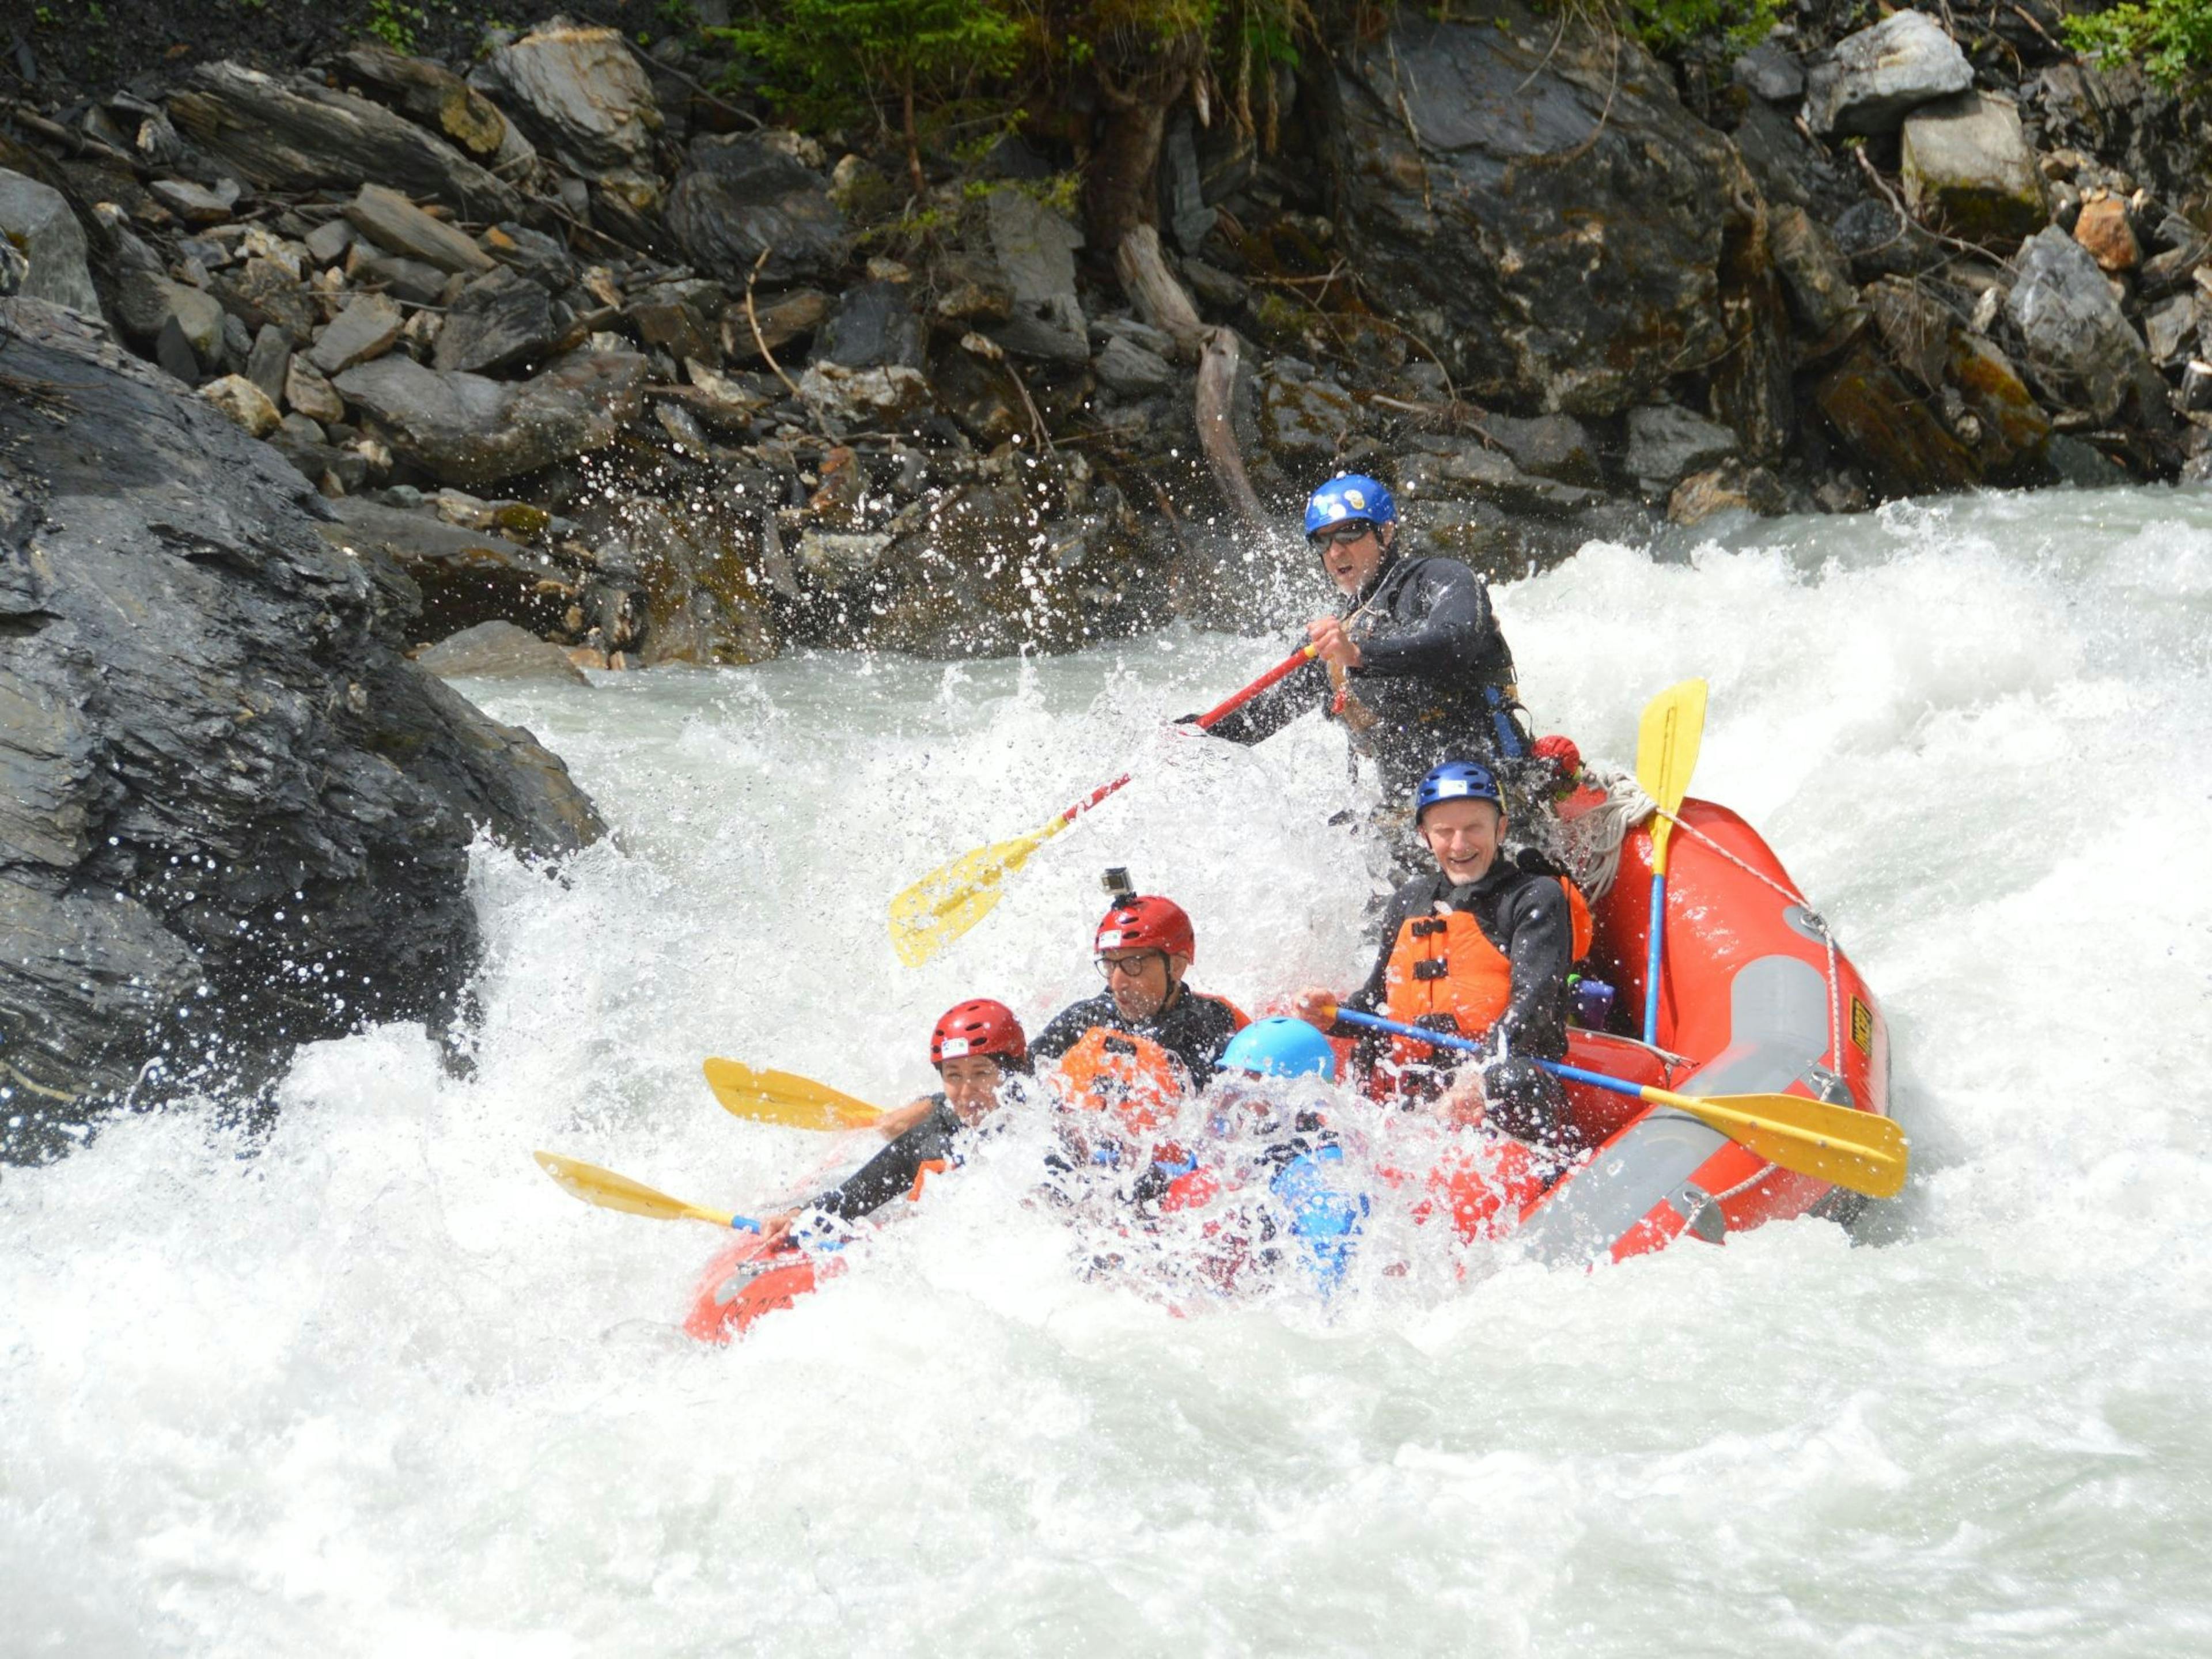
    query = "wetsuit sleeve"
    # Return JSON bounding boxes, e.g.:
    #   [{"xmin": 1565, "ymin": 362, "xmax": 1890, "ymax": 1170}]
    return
[
  {"xmin": 1333, "ymin": 884, "xmax": 1423, "ymax": 1029},
  {"xmin": 808, "ymin": 1107, "xmax": 960, "ymax": 1222},
  {"xmin": 1351, "ymin": 559, "xmax": 1495, "ymax": 680},
  {"xmin": 1493, "ymin": 877, "xmax": 1571, "ymax": 1060},
  {"xmin": 1198, "ymin": 653, "xmax": 1330, "ymax": 747}
]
